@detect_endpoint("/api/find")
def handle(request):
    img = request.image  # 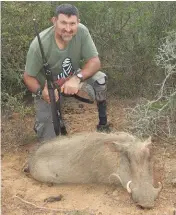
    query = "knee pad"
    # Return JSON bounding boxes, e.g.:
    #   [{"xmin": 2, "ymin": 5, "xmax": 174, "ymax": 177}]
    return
[{"xmin": 93, "ymin": 77, "xmax": 107, "ymax": 102}]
